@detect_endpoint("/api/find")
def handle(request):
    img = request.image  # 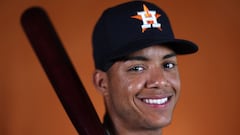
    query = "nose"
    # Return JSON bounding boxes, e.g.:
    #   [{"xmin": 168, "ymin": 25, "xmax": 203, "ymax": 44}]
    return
[{"xmin": 145, "ymin": 68, "xmax": 170, "ymax": 89}]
